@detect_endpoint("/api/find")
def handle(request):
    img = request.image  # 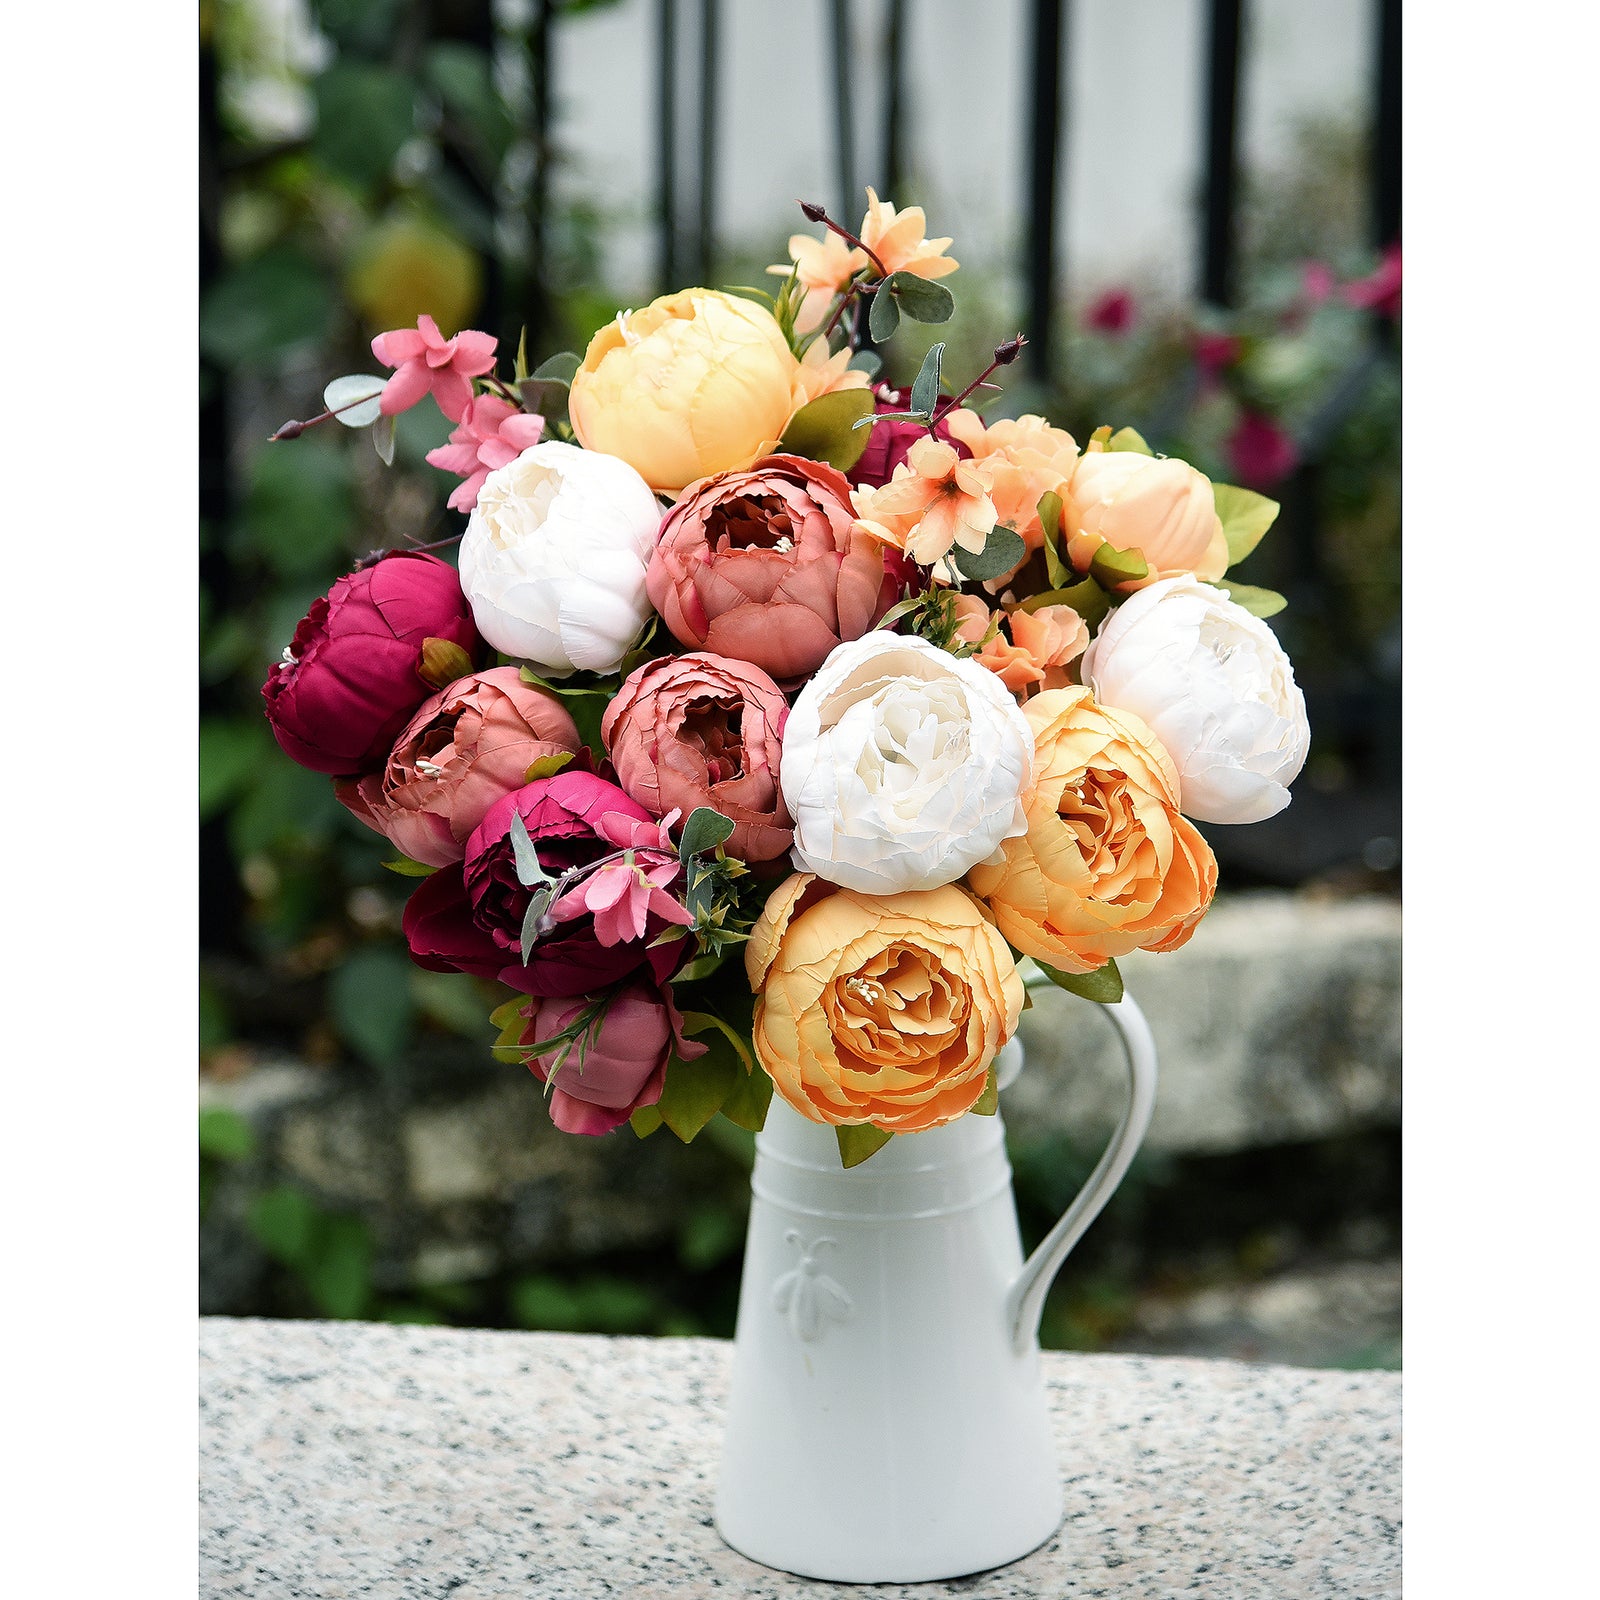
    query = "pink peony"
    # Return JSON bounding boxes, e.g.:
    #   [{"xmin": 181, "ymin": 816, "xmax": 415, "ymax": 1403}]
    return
[
  {"xmin": 507, "ymin": 981, "xmax": 706, "ymax": 1136},
  {"xmin": 425, "ymin": 396, "xmax": 546, "ymax": 512},
  {"xmin": 371, "ymin": 314, "xmax": 498, "ymax": 423},
  {"xmin": 336, "ymin": 667, "xmax": 580, "ymax": 866}
]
